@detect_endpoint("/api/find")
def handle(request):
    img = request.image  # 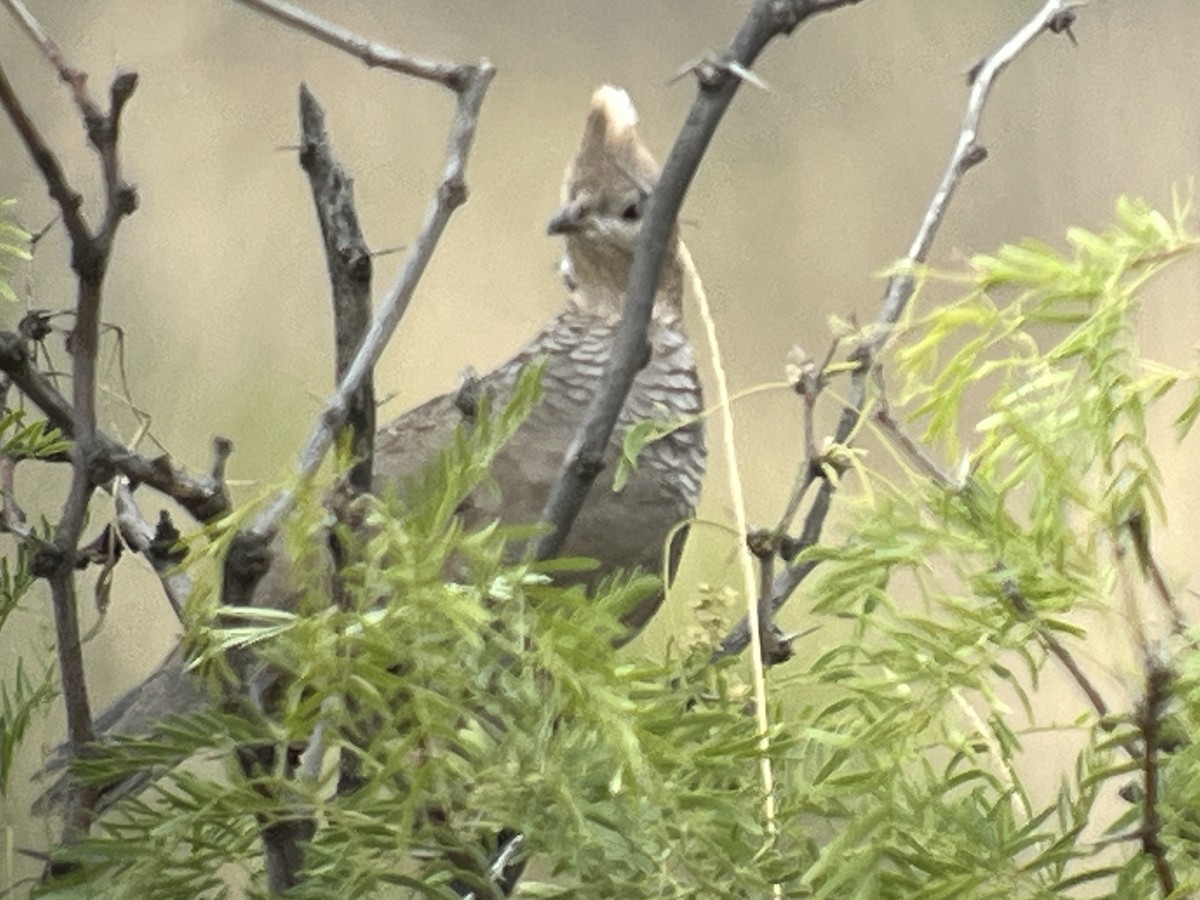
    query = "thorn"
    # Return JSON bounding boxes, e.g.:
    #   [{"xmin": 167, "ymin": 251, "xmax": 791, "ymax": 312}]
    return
[
  {"xmin": 966, "ymin": 58, "xmax": 984, "ymax": 86},
  {"xmin": 781, "ymin": 624, "xmax": 821, "ymax": 644},
  {"xmin": 369, "ymin": 245, "xmax": 406, "ymax": 259},
  {"xmin": 957, "ymin": 143, "xmax": 988, "ymax": 174},
  {"xmin": 211, "ymin": 436, "xmax": 233, "ymax": 482},
  {"xmin": 725, "ymin": 59, "xmax": 771, "ymax": 93},
  {"xmin": 30, "ymin": 214, "xmax": 59, "ymax": 245},
  {"xmin": 668, "ymin": 56, "xmax": 704, "ymax": 86},
  {"xmin": 454, "ymin": 367, "xmax": 482, "ymax": 421},
  {"xmin": 667, "ymin": 52, "xmax": 770, "ymax": 92},
  {"xmin": 1048, "ymin": 8, "xmax": 1080, "ymax": 47}
]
